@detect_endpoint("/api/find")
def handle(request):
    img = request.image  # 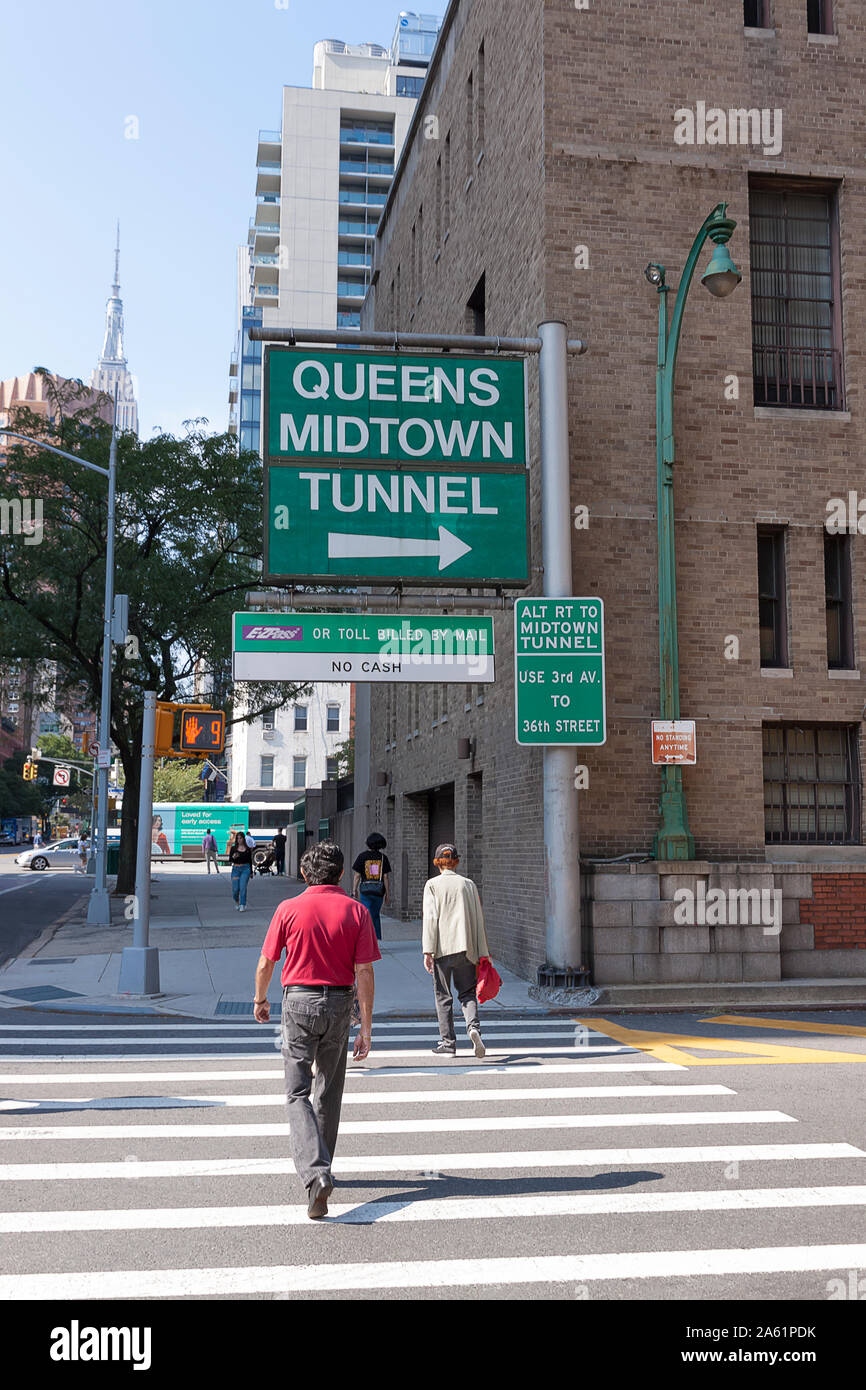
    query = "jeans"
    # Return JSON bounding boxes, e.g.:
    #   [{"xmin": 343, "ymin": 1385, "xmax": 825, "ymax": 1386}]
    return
[
  {"xmin": 281, "ymin": 987, "xmax": 354, "ymax": 1189},
  {"xmin": 274, "ymin": 853, "xmax": 285, "ymax": 877},
  {"xmin": 231, "ymin": 864, "xmax": 251, "ymax": 906},
  {"xmin": 205, "ymin": 851, "xmax": 220, "ymax": 874},
  {"xmin": 359, "ymin": 889, "xmax": 384, "ymax": 941},
  {"xmin": 433, "ymin": 951, "xmax": 480, "ymax": 1045}
]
